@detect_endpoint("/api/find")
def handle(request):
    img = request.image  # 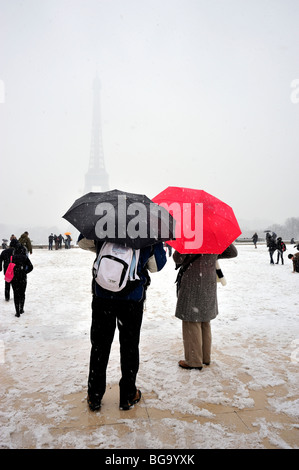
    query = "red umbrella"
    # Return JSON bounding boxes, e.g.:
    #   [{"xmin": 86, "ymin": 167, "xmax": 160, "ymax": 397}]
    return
[{"xmin": 152, "ymin": 186, "xmax": 242, "ymax": 254}]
